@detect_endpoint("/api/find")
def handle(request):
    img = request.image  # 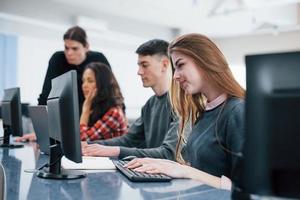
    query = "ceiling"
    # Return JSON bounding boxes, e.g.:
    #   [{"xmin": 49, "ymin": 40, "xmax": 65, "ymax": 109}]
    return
[
  {"xmin": 51, "ymin": 0, "xmax": 300, "ymax": 38},
  {"xmin": 1, "ymin": 0, "xmax": 300, "ymax": 39}
]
